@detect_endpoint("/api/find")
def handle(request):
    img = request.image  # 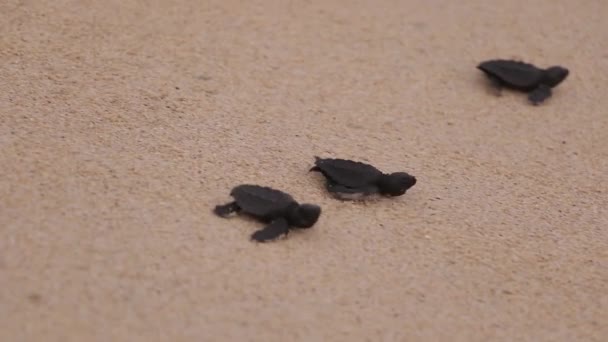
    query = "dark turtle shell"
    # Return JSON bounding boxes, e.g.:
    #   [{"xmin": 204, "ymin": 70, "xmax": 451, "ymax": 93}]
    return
[
  {"xmin": 312, "ymin": 157, "xmax": 383, "ymax": 188},
  {"xmin": 230, "ymin": 184, "xmax": 295, "ymax": 218},
  {"xmin": 477, "ymin": 60, "xmax": 544, "ymax": 89}
]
